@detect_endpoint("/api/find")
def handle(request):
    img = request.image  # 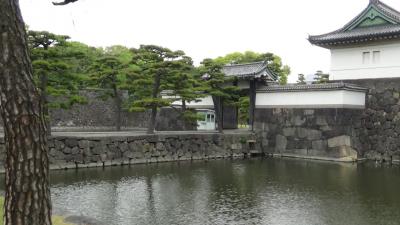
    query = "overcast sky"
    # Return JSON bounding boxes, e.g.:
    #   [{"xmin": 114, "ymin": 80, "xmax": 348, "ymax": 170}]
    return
[{"xmin": 20, "ymin": 0, "xmax": 400, "ymax": 82}]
